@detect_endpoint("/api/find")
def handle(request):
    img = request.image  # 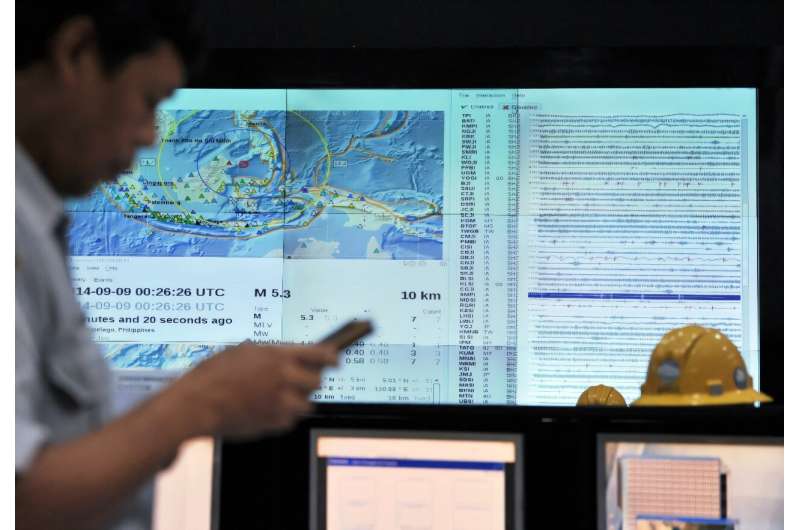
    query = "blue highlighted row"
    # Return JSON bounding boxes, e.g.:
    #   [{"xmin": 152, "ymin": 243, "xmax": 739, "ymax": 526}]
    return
[
  {"xmin": 636, "ymin": 516, "xmax": 738, "ymax": 525},
  {"xmin": 528, "ymin": 292, "xmax": 741, "ymax": 301},
  {"xmin": 327, "ymin": 458, "xmax": 504, "ymax": 471}
]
